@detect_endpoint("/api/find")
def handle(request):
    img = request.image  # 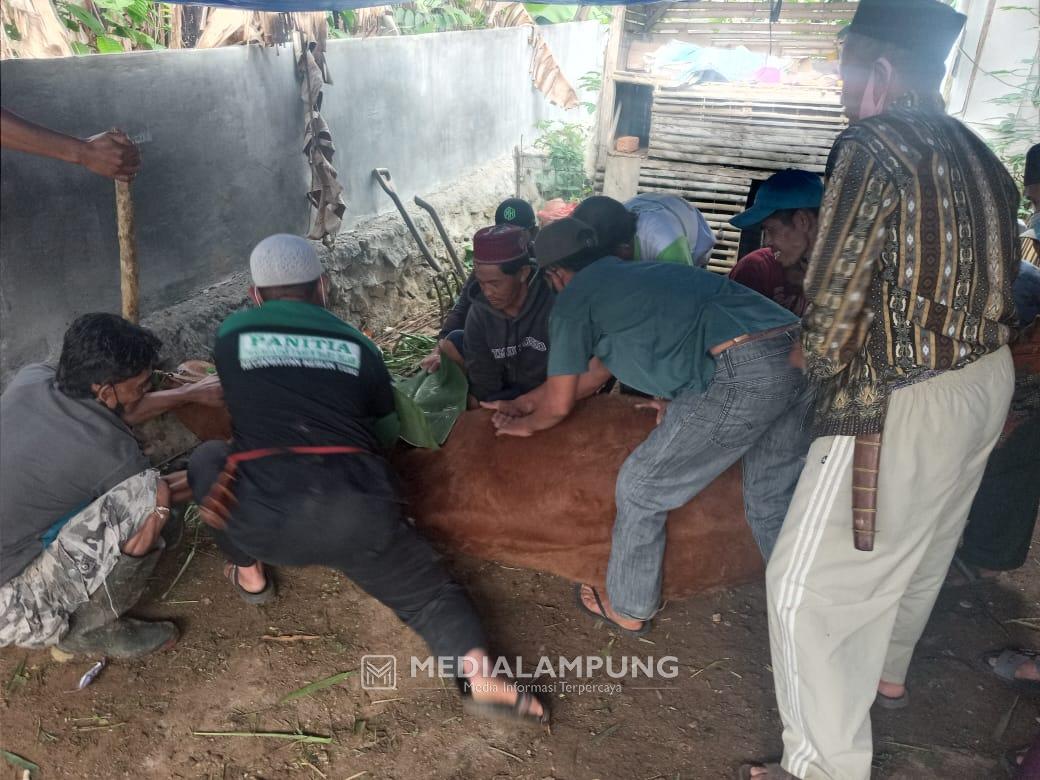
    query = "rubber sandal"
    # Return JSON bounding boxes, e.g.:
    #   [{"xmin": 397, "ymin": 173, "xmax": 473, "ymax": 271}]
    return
[
  {"xmin": 462, "ymin": 689, "xmax": 549, "ymax": 726},
  {"xmin": 225, "ymin": 564, "xmax": 276, "ymax": 605},
  {"xmin": 737, "ymin": 762, "xmax": 796, "ymax": 779},
  {"xmin": 574, "ymin": 584, "xmax": 651, "ymax": 637},
  {"xmin": 873, "ymin": 689, "xmax": 909, "ymax": 710},
  {"xmin": 977, "ymin": 648, "xmax": 1040, "ymax": 694}
]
